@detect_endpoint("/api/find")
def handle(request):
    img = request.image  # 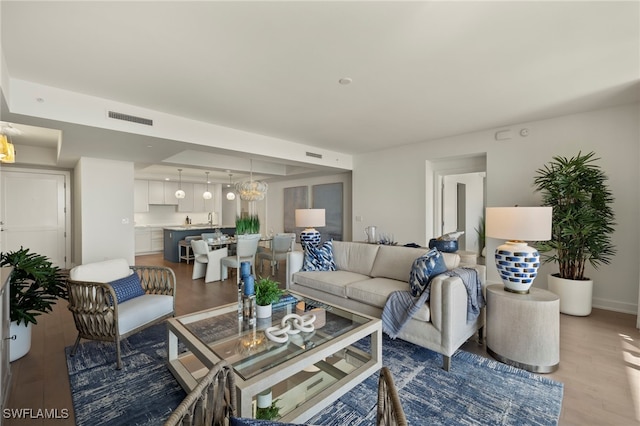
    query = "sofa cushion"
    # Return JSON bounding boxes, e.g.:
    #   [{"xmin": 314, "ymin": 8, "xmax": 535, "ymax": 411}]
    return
[
  {"xmin": 370, "ymin": 245, "xmax": 430, "ymax": 282},
  {"xmin": 293, "ymin": 270, "xmax": 370, "ymax": 298},
  {"xmin": 441, "ymin": 252, "xmax": 461, "ymax": 270},
  {"xmin": 302, "ymin": 240, "xmax": 336, "ymax": 271},
  {"xmin": 109, "ymin": 273, "xmax": 145, "ymax": 304},
  {"xmin": 409, "ymin": 249, "xmax": 448, "ymax": 297},
  {"xmin": 332, "ymin": 241, "xmax": 380, "ymax": 276},
  {"xmin": 118, "ymin": 294, "xmax": 174, "ymax": 335},
  {"xmin": 346, "ymin": 277, "xmax": 430, "ymax": 322}
]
